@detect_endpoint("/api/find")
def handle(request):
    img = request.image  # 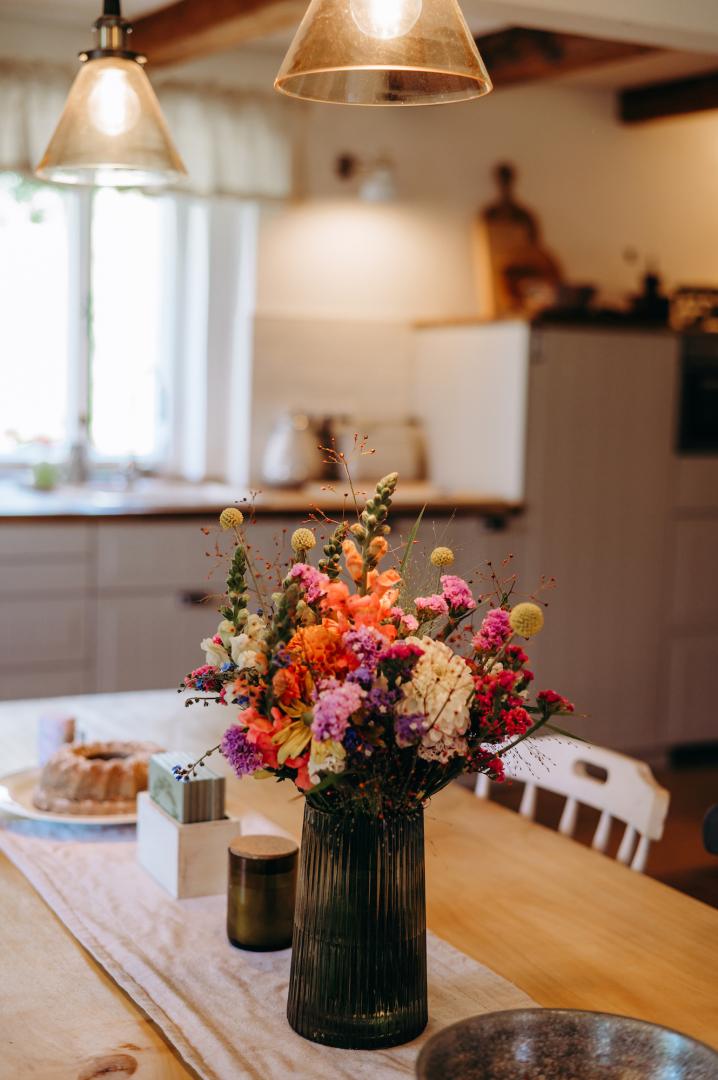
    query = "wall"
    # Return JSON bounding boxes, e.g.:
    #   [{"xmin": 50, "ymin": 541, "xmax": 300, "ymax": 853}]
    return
[
  {"xmin": 255, "ymin": 78, "xmax": 718, "ymax": 322},
  {"xmin": 4, "ymin": 14, "xmax": 718, "ymax": 318}
]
